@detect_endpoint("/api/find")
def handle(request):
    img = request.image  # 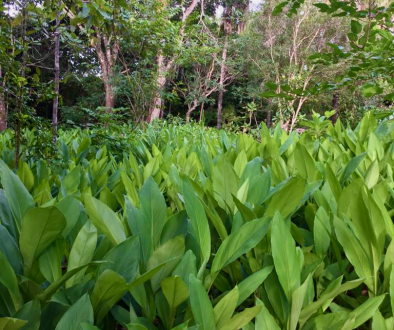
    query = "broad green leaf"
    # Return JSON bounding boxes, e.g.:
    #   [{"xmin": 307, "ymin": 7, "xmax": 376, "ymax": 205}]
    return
[
  {"xmin": 17, "ymin": 162, "xmax": 34, "ymax": 192},
  {"xmin": 299, "ymin": 278, "xmax": 364, "ymax": 327},
  {"xmin": 139, "ymin": 177, "xmax": 167, "ymax": 248},
  {"xmin": 0, "ymin": 251, "xmax": 22, "ymax": 311},
  {"xmin": 162, "ymin": 276, "xmax": 189, "ymax": 311},
  {"xmin": 265, "ymin": 177, "xmax": 305, "ymax": 218},
  {"xmin": 294, "ymin": 144, "xmax": 318, "ymax": 181},
  {"xmin": 339, "ymin": 153, "xmax": 367, "ymax": 184},
  {"xmin": 271, "ymin": 212, "xmax": 302, "ymax": 300},
  {"xmin": 255, "ymin": 298, "xmax": 280, "ymax": 330},
  {"xmin": 38, "ymin": 262, "xmax": 103, "ymax": 303},
  {"xmin": 13, "ymin": 299, "xmax": 40, "ymax": 330},
  {"xmin": 348, "ymin": 295, "xmax": 385, "ymax": 328},
  {"xmin": 302, "ymin": 312, "xmax": 350, "ymax": 330},
  {"xmin": 212, "ymin": 156, "xmax": 238, "ymax": 212},
  {"xmin": 234, "ymin": 150, "xmax": 248, "ymax": 178},
  {"xmin": 219, "ymin": 306, "xmax": 261, "ymax": 330},
  {"xmin": 290, "ymin": 274, "xmax": 312, "ymax": 330},
  {"xmin": 0, "ymin": 318, "xmax": 27, "ymax": 330},
  {"xmin": 314, "ymin": 207, "xmax": 331, "ymax": 258},
  {"xmin": 182, "ymin": 179, "xmax": 210, "ymax": 268},
  {"xmin": 189, "ymin": 275, "xmax": 216, "ymax": 330},
  {"xmin": 0, "ymin": 159, "xmax": 35, "ymax": 232},
  {"xmin": 214, "ymin": 286, "xmax": 239, "ymax": 329},
  {"xmin": 38, "ymin": 238, "xmax": 65, "ymax": 284},
  {"xmin": 237, "ymin": 266, "xmax": 273, "ymax": 307},
  {"xmin": 55, "ymin": 294, "xmax": 93, "ymax": 330},
  {"xmin": 372, "ymin": 311, "xmax": 387, "ymax": 330},
  {"xmin": 0, "ymin": 224, "xmax": 22, "ymax": 274},
  {"xmin": 66, "ymin": 220, "xmax": 97, "ymax": 288},
  {"xmin": 172, "ymin": 250, "xmax": 197, "ymax": 287},
  {"xmin": 84, "ymin": 195, "xmax": 126, "ymax": 246},
  {"xmin": 20, "ymin": 207, "xmax": 66, "ymax": 276},
  {"xmin": 211, "ymin": 217, "xmax": 271, "ymax": 274},
  {"xmin": 334, "ymin": 217, "xmax": 375, "ymax": 292},
  {"xmin": 147, "ymin": 235, "xmax": 185, "ymax": 292},
  {"xmin": 0, "ymin": 190, "xmax": 17, "ymax": 241},
  {"xmin": 97, "ymin": 235, "xmax": 140, "ymax": 283},
  {"xmin": 56, "ymin": 196, "xmax": 82, "ymax": 238},
  {"xmin": 364, "ymin": 160, "xmax": 379, "ymax": 190},
  {"xmin": 91, "ymin": 270, "xmax": 129, "ymax": 323}
]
